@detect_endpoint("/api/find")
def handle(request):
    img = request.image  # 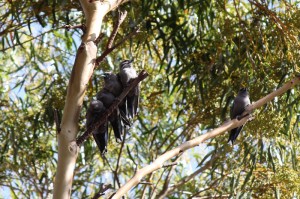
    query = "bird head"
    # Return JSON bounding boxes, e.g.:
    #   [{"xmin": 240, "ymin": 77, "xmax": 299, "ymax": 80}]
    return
[
  {"xmin": 90, "ymin": 100, "xmax": 104, "ymax": 112},
  {"xmin": 120, "ymin": 59, "xmax": 134, "ymax": 69},
  {"xmin": 102, "ymin": 72, "xmax": 113, "ymax": 80},
  {"xmin": 238, "ymin": 87, "xmax": 249, "ymax": 96}
]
